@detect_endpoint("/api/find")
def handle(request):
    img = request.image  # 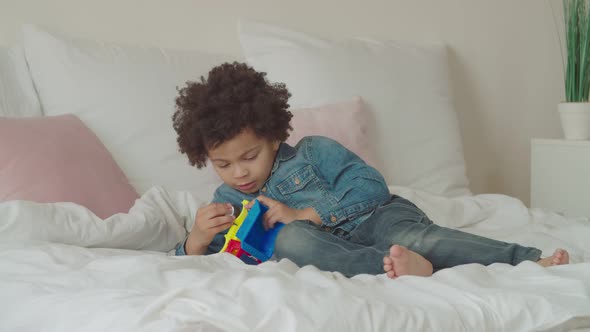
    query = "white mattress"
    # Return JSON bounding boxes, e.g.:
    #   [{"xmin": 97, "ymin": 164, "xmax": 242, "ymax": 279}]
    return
[{"xmin": 1, "ymin": 186, "xmax": 589, "ymax": 331}]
